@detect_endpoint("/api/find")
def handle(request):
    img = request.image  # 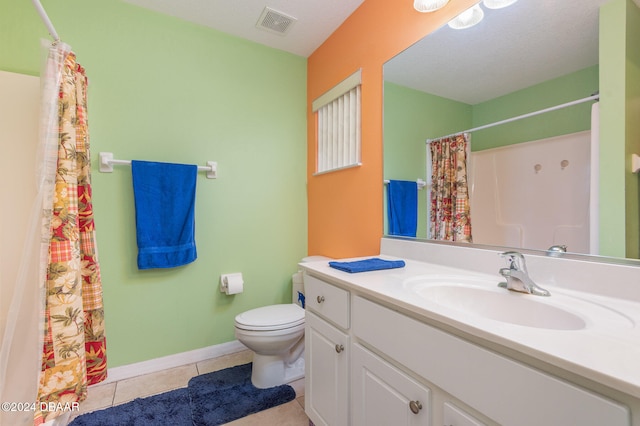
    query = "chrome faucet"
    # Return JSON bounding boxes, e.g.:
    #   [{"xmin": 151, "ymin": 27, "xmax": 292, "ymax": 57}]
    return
[{"xmin": 498, "ymin": 251, "xmax": 551, "ymax": 296}]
